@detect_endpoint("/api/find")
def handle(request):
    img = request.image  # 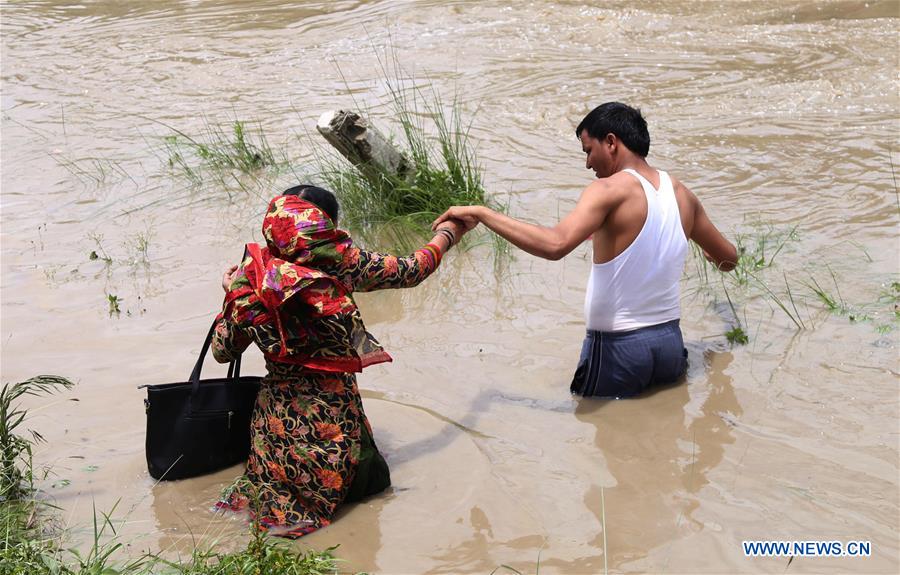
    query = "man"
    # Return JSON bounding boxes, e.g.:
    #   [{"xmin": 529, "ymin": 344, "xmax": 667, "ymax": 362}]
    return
[{"xmin": 433, "ymin": 102, "xmax": 737, "ymax": 398}]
